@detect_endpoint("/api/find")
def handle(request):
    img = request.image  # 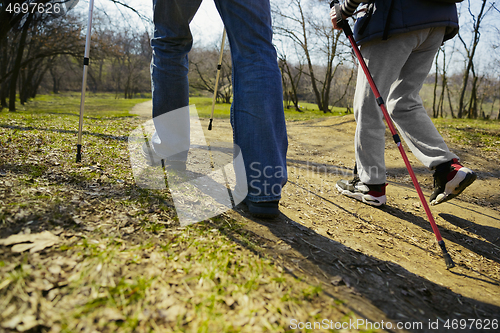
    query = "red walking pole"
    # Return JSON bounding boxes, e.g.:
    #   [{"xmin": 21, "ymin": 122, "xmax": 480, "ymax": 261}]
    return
[{"xmin": 330, "ymin": 1, "xmax": 454, "ymax": 269}]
